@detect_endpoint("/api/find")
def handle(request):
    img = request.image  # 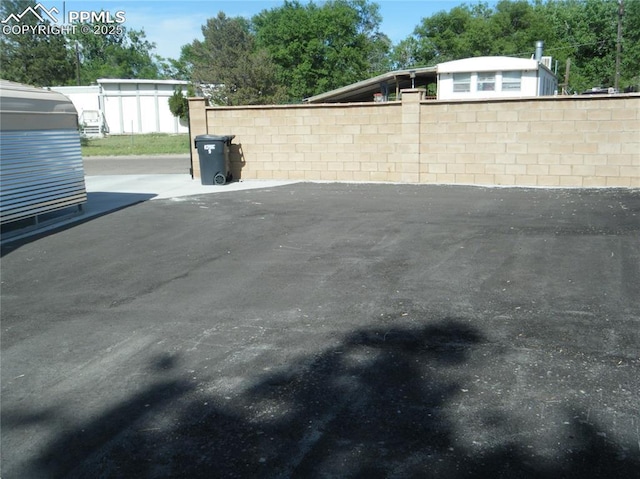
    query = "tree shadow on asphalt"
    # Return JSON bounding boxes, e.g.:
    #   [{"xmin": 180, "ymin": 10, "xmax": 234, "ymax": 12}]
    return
[{"xmin": 14, "ymin": 320, "xmax": 640, "ymax": 478}]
